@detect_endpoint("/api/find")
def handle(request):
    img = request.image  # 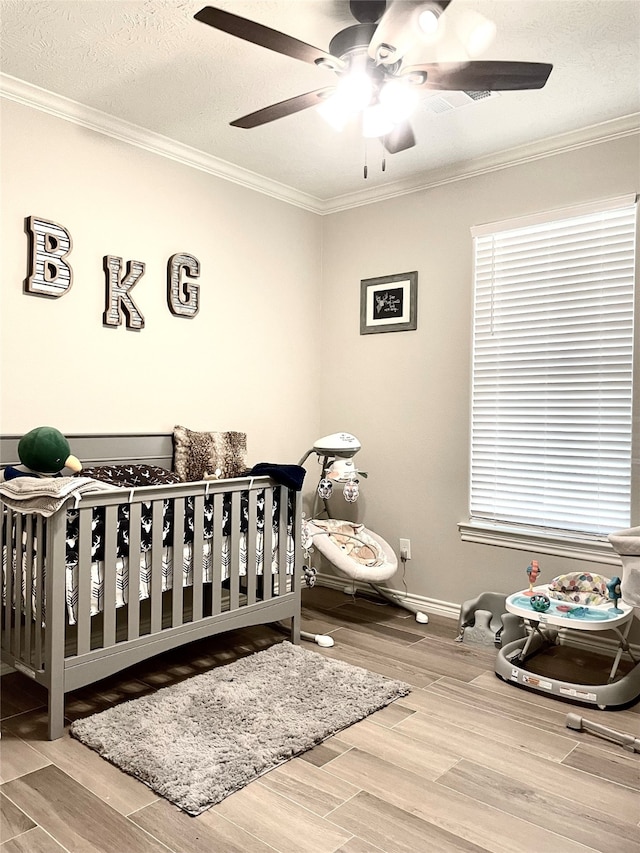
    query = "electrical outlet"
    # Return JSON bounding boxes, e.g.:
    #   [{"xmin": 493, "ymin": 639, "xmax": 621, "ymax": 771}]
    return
[{"xmin": 399, "ymin": 538, "xmax": 411, "ymax": 560}]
